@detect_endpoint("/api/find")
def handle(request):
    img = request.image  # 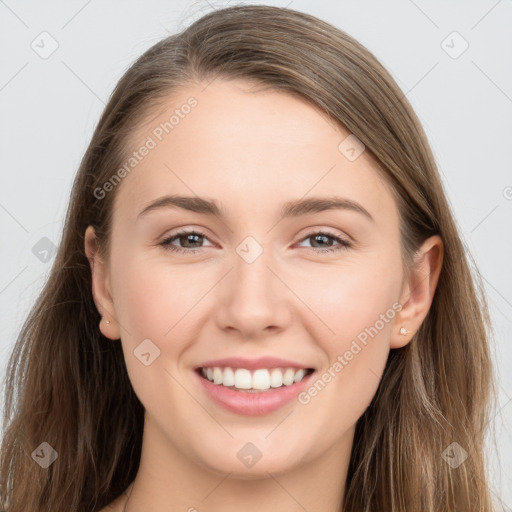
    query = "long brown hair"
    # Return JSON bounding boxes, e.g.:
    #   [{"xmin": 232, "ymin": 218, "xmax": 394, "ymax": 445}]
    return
[{"xmin": 0, "ymin": 5, "xmax": 497, "ymax": 511}]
